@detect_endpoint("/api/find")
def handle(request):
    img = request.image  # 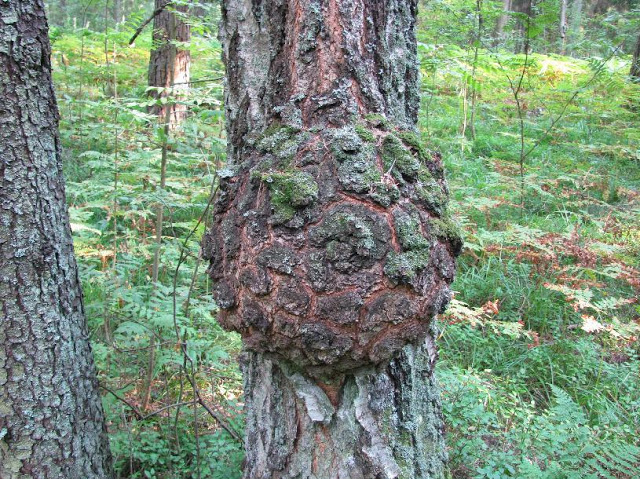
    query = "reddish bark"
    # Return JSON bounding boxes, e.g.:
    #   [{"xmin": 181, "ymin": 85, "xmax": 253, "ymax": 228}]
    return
[
  {"xmin": 203, "ymin": 0, "xmax": 461, "ymax": 378},
  {"xmin": 147, "ymin": 0, "xmax": 191, "ymax": 126}
]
